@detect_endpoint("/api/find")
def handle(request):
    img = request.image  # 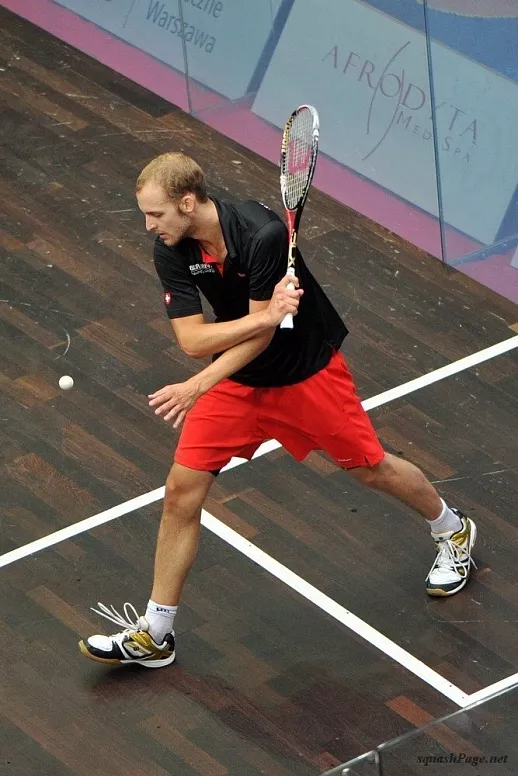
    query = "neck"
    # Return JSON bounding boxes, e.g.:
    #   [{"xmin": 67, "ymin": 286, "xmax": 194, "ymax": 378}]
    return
[
  {"xmin": 191, "ymin": 200, "xmax": 221, "ymax": 243},
  {"xmin": 192, "ymin": 200, "xmax": 226, "ymax": 258}
]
